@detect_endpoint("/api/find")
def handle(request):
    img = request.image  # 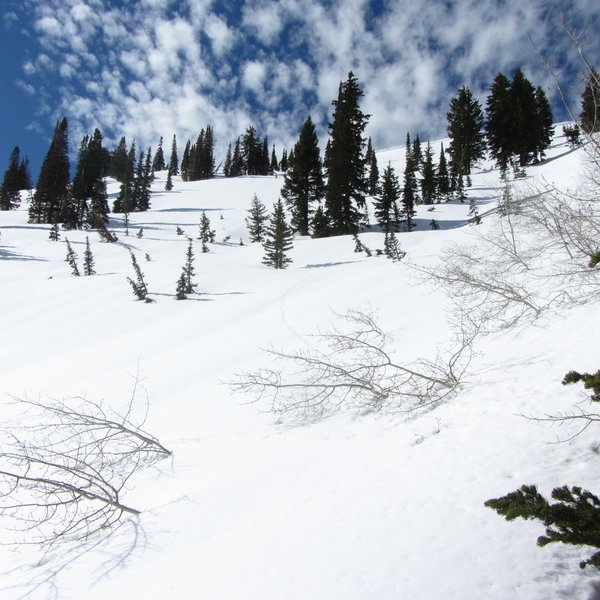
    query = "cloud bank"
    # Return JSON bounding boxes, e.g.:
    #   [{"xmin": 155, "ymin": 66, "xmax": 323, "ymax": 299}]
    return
[{"xmin": 15, "ymin": 0, "xmax": 600, "ymax": 162}]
